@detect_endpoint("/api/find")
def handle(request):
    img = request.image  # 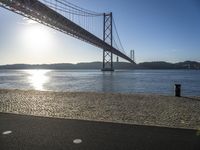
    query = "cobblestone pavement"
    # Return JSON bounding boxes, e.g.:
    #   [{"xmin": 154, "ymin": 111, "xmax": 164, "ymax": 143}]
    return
[{"xmin": 0, "ymin": 89, "xmax": 200, "ymax": 129}]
